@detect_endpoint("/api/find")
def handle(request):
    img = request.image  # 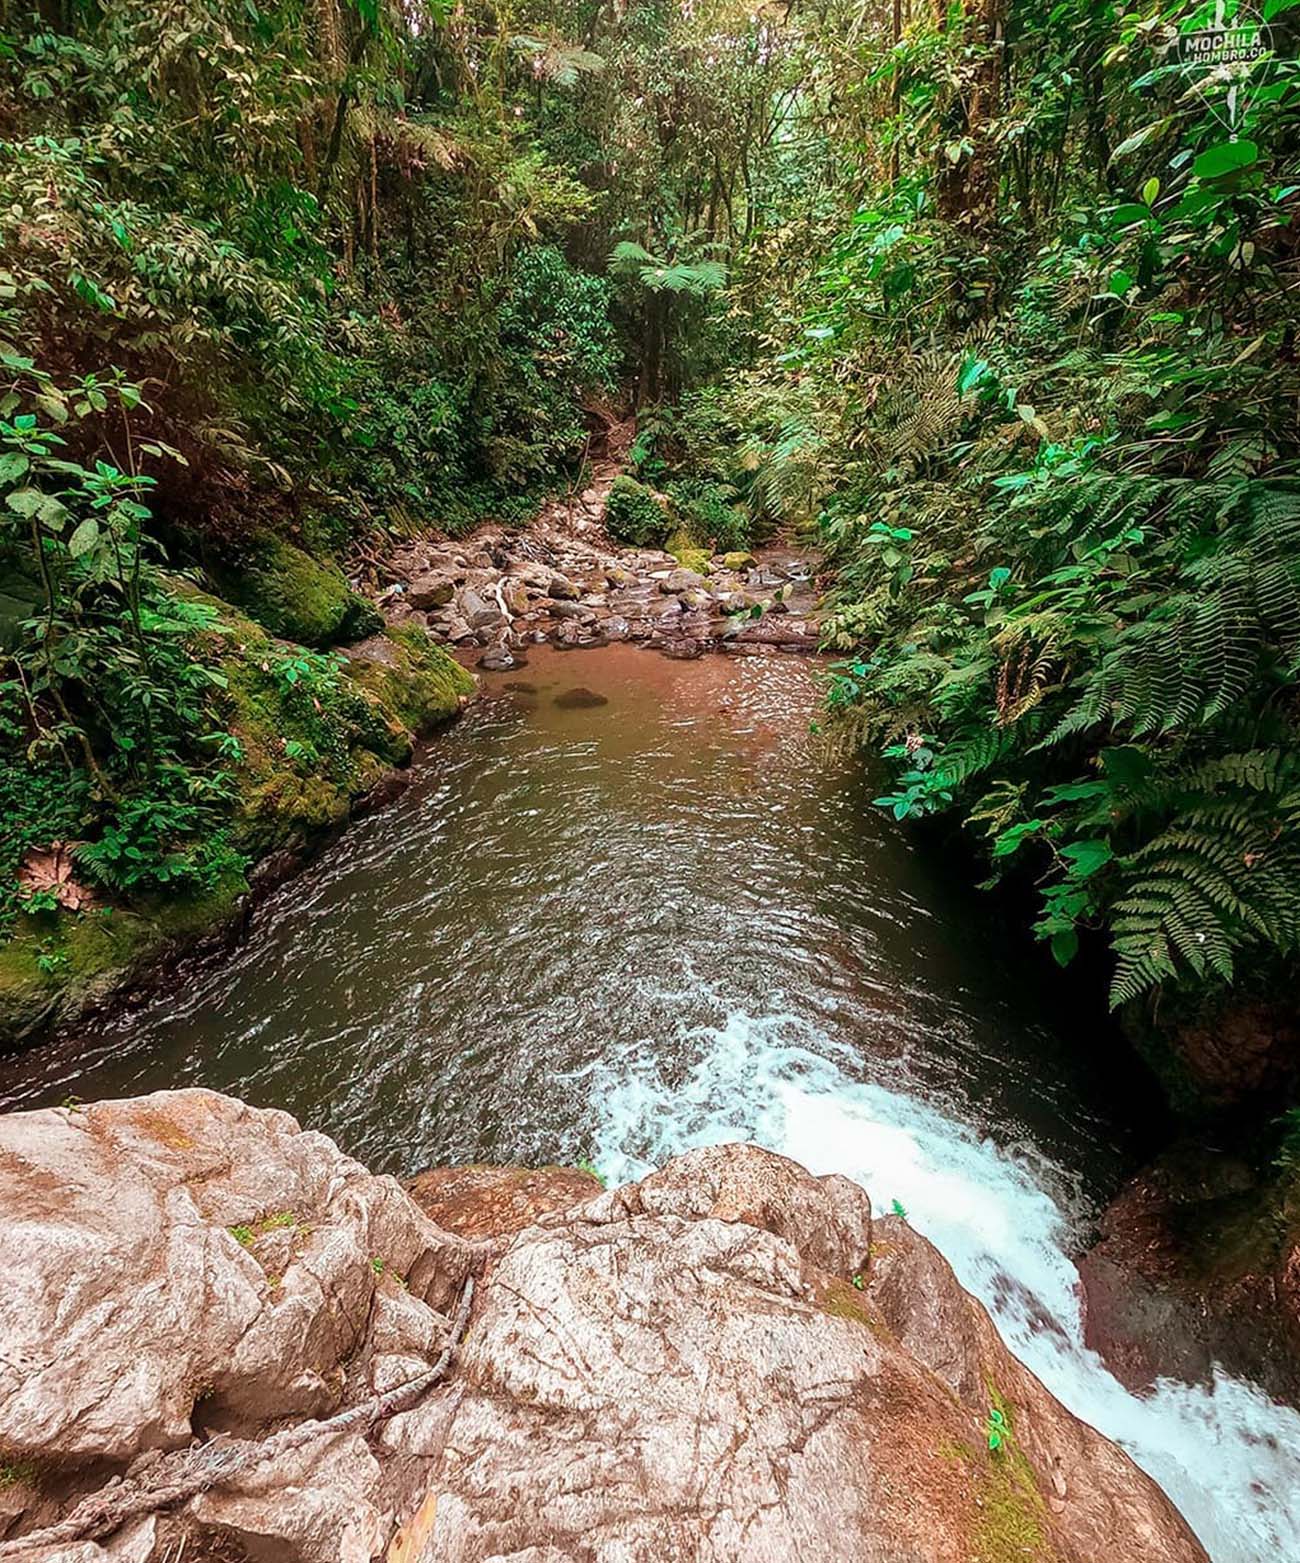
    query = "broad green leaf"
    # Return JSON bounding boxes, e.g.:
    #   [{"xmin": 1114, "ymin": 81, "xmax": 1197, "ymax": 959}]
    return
[
  {"xmin": 1192, "ymin": 140, "xmax": 1259, "ymax": 181},
  {"xmin": 1061, "ymin": 839, "xmax": 1113, "ymax": 878},
  {"xmin": 5, "ymin": 487, "xmax": 44, "ymax": 518},
  {"xmin": 1051, "ymin": 929, "xmax": 1079, "ymax": 967}
]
